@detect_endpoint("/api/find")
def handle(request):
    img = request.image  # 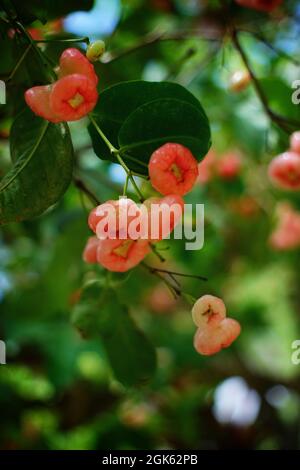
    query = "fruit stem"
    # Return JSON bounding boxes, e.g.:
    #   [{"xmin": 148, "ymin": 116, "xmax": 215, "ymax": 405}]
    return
[
  {"xmin": 88, "ymin": 114, "xmax": 118, "ymax": 154},
  {"xmin": 35, "ymin": 37, "xmax": 90, "ymax": 45},
  {"xmin": 149, "ymin": 244, "xmax": 166, "ymax": 263},
  {"xmin": 123, "ymin": 175, "xmax": 129, "ymax": 196},
  {"xmin": 122, "ymin": 152, "xmax": 149, "ymax": 169},
  {"xmin": 89, "ymin": 115, "xmax": 147, "ymax": 202},
  {"xmin": 142, "ymin": 263, "xmax": 180, "ymax": 299},
  {"xmin": 146, "ymin": 266, "xmax": 208, "ymax": 281},
  {"xmin": 142, "ymin": 263, "xmax": 207, "ymax": 302}
]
